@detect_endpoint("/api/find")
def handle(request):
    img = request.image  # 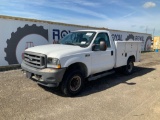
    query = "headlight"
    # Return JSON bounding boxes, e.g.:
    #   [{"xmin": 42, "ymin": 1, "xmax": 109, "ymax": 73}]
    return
[{"xmin": 47, "ymin": 58, "xmax": 61, "ymax": 68}]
